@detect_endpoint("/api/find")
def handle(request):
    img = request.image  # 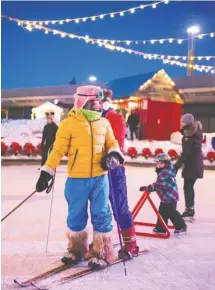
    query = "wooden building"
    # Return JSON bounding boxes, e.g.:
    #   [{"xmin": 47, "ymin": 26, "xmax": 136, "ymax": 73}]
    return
[
  {"xmin": 106, "ymin": 69, "xmax": 184, "ymax": 140},
  {"xmin": 173, "ymin": 75, "xmax": 215, "ymax": 132}
]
